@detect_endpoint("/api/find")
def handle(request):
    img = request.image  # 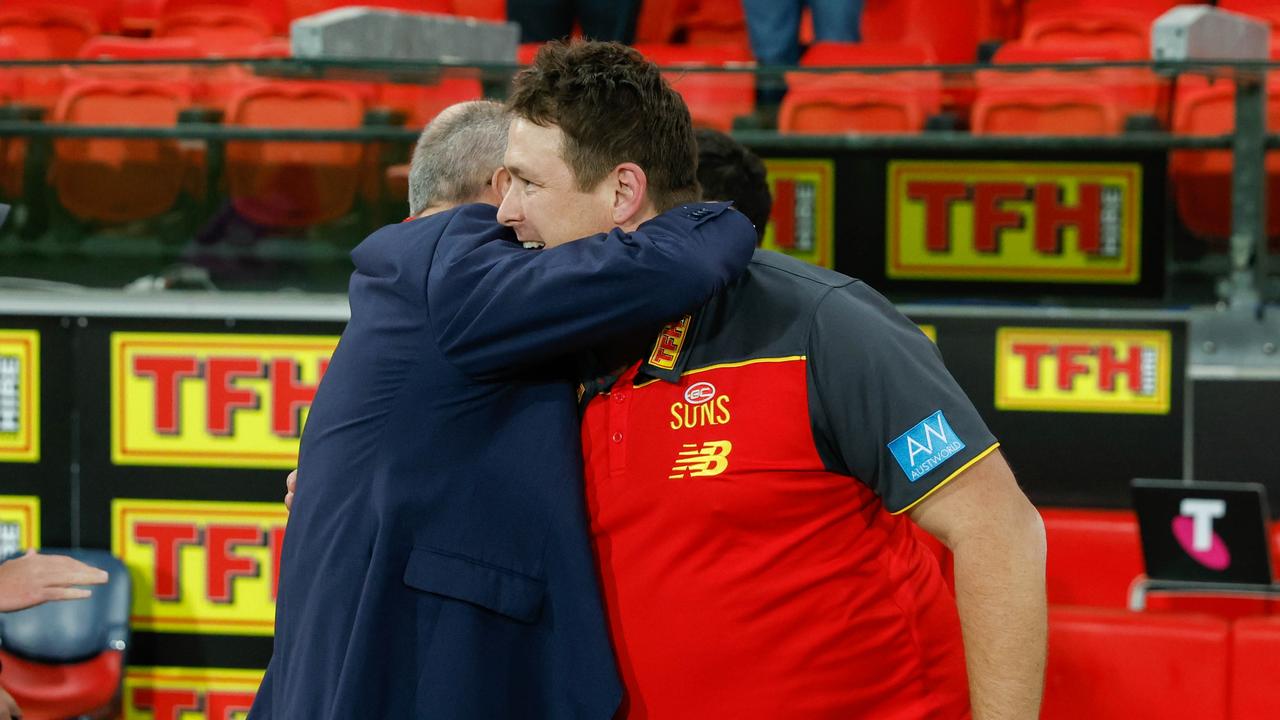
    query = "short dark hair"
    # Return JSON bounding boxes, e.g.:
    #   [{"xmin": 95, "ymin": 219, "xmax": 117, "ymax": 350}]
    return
[
  {"xmin": 507, "ymin": 40, "xmax": 700, "ymax": 211},
  {"xmin": 695, "ymin": 128, "xmax": 772, "ymax": 244}
]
